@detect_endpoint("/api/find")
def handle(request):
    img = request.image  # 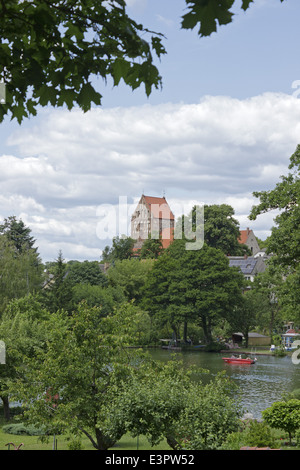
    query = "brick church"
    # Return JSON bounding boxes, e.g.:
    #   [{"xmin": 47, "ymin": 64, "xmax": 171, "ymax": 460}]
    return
[{"xmin": 131, "ymin": 194, "xmax": 175, "ymax": 251}]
